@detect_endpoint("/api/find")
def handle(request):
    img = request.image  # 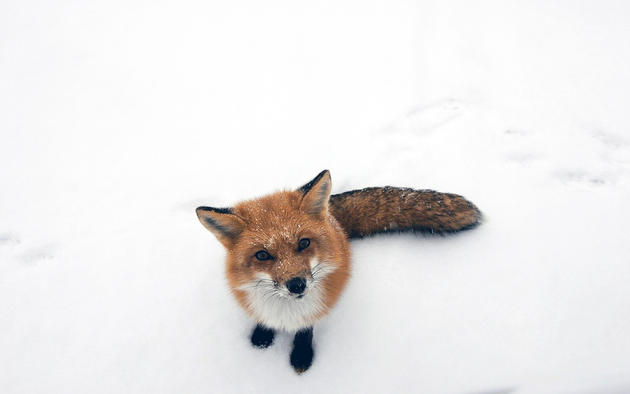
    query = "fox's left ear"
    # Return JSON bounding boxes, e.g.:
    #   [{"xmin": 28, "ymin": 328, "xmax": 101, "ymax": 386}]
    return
[
  {"xmin": 298, "ymin": 169, "xmax": 332, "ymax": 217},
  {"xmin": 195, "ymin": 206, "xmax": 246, "ymax": 248}
]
